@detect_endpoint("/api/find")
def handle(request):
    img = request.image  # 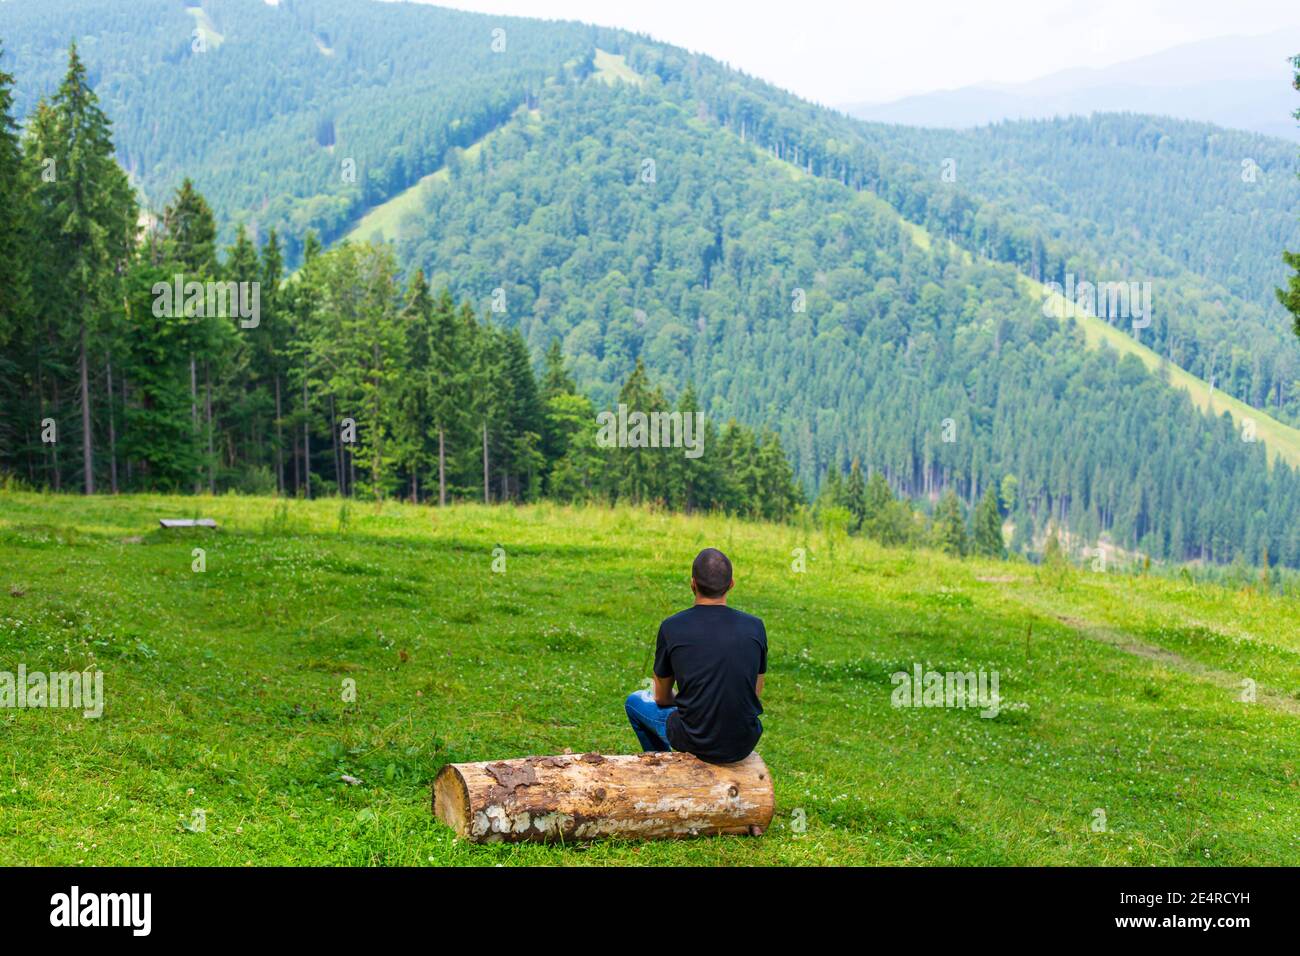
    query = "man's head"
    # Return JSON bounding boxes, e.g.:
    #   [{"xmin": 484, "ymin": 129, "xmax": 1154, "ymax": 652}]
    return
[{"xmin": 691, "ymin": 548, "xmax": 733, "ymax": 600}]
